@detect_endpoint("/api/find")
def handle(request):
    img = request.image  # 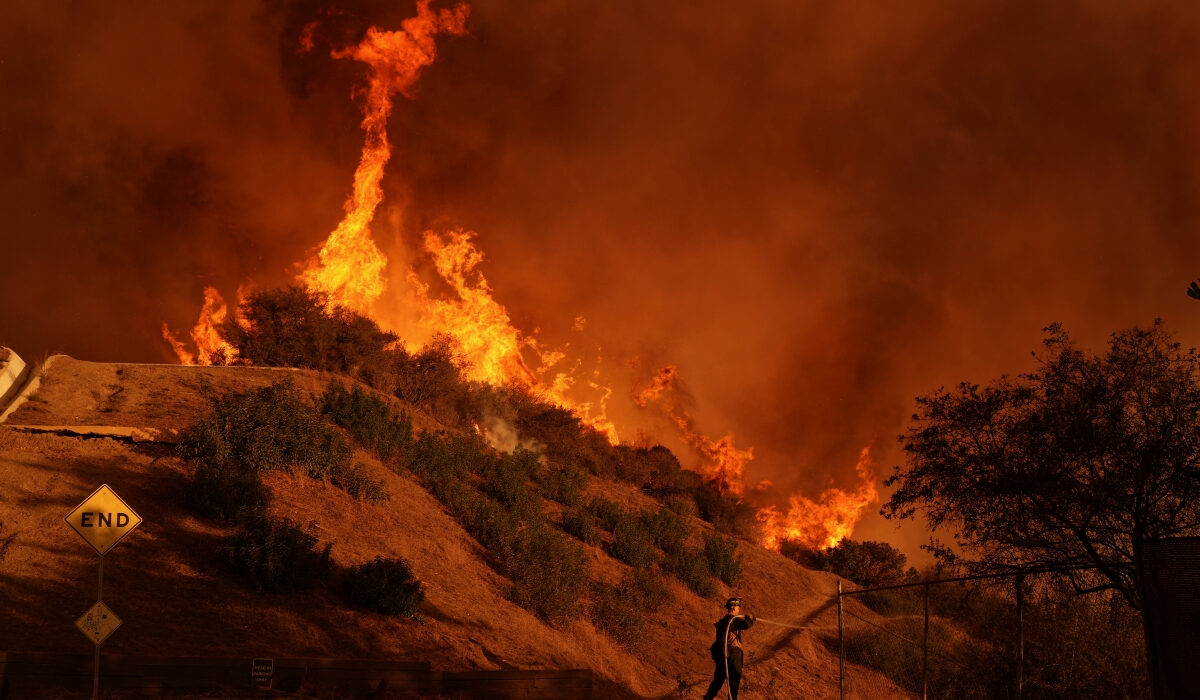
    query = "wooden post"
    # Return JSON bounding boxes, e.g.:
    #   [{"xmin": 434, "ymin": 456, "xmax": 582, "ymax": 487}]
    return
[
  {"xmin": 1016, "ymin": 574, "xmax": 1024, "ymax": 700},
  {"xmin": 837, "ymin": 581, "xmax": 845, "ymax": 700},
  {"xmin": 94, "ymin": 555, "xmax": 104, "ymax": 700},
  {"xmin": 922, "ymin": 582, "xmax": 930, "ymax": 700}
]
